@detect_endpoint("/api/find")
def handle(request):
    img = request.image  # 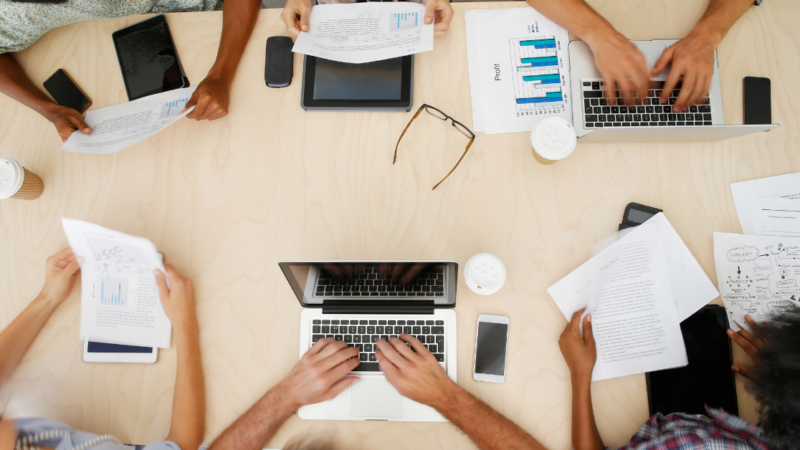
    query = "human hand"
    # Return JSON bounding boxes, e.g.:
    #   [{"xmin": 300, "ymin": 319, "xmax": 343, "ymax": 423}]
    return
[
  {"xmin": 651, "ymin": 31, "xmax": 717, "ymax": 112},
  {"xmin": 46, "ymin": 105, "xmax": 92, "ymax": 142},
  {"xmin": 423, "ymin": 0, "xmax": 454, "ymax": 37},
  {"xmin": 728, "ymin": 314, "xmax": 765, "ymax": 381},
  {"xmin": 38, "ymin": 247, "xmax": 82, "ymax": 305},
  {"xmin": 587, "ymin": 30, "xmax": 649, "ymax": 105},
  {"xmin": 276, "ymin": 338, "xmax": 360, "ymax": 409},
  {"xmin": 154, "ymin": 264, "xmax": 198, "ymax": 331},
  {"xmin": 558, "ymin": 309, "xmax": 596, "ymax": 384},
  {"xmin": 281, "ymin": 0, "xmax": 312, "ymax": 37},
  {"xmin": 375, "ymin": 334, "xmax": 455, "ymax": 410},
  {"xmin": 183, "ymin": 75, "xmax": 231, "ymax": 121}
]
